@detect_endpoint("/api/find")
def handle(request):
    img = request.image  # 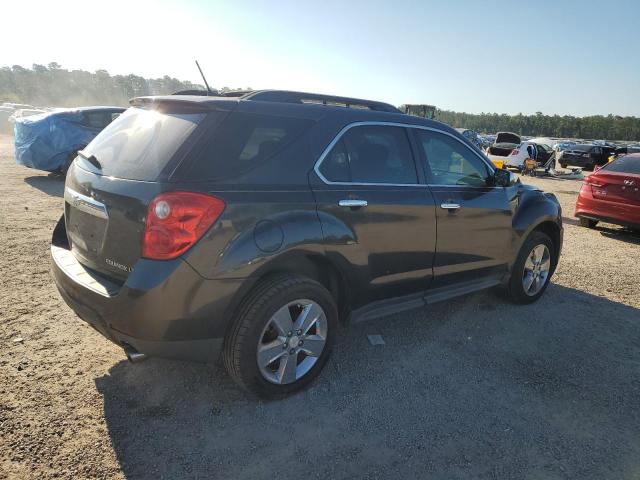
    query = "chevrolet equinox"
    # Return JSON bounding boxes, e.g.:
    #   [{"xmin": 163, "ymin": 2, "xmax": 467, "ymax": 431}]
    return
[{"xmin": 51, "ymin": 90, "xmax": 563, "ymax": 397}]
